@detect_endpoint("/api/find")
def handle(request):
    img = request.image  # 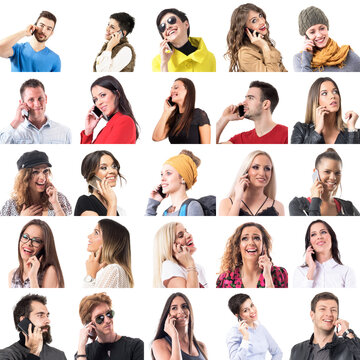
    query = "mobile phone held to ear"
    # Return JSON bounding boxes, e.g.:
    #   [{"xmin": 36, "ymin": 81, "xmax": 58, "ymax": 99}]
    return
[
  {"xmin": 312, "ymin": 169, "xmax": 320, "ymax": 183},
  {"xmin": 237, "ymin": 314, "xmax": 242, "ymax": 322},
  {"xmin": 88, "ymin": 175, "xmax": 102, "ymax": 191},
  {"xmin": 167, "ymin": 97, "xmax": 175, "ymax": 107},
  {"xmin": 36, "ymin": 248, "xmax": 45, "ymax": 260},
  {"xmin": 21, "ymin": 109, "xmax": 29, "ymax": 119},
  {"xmin": 18, "ymin": 318, "xmax": 35, "ymax": 335},
  {"xmin": 158, "ymin": 185, "xmax": 167, "ymax": 198},
  {"xmin": 165, "ymin": 42, "xmax": 172, "ymax": 53},
  {"xmin": 245, "ymin": 27, "xmax": 255, "ymax": 35},
  {"xmin": 238, "ymin": 105, "xmax": 245, "ymax": 117},
  {"xmin": 91, "ymin": 106, "xmax": 102, "ymax": 119}
]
